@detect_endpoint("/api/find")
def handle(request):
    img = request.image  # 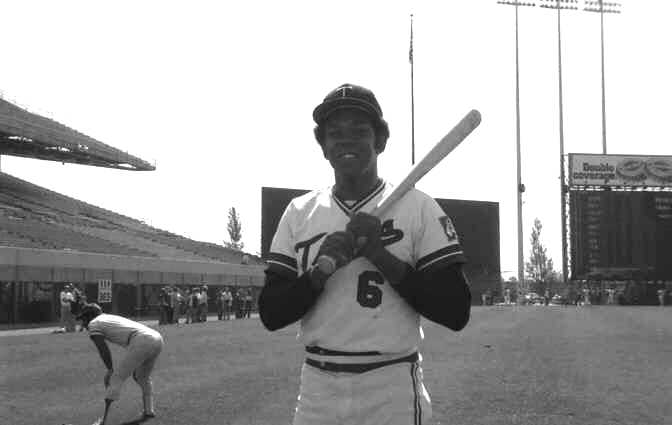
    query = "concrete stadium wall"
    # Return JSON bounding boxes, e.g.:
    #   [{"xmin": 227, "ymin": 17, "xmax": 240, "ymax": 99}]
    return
[
  {"xmin": 0, "ymin": 247, "xmax": 268, "ymax": 325},
  {"xmin": 0, "ymin": 246, "xmax": 266, "ymax": 286}
]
